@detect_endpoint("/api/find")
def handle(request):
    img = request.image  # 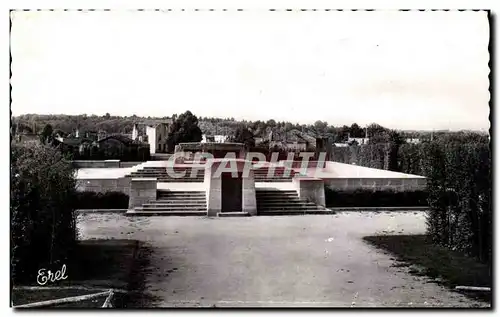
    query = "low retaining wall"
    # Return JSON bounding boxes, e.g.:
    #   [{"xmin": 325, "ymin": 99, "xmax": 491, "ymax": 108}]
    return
[
  {"xmin": 119, "ymin": 161, "xmax": 142, "ymax": 168},
  {"xmin": 293, "ymin": 177, "xmax": 326, "ymax": 207},
  {"xmin": 72, "ymin": 160, "xmax": 143, "ymax": 168},
  {"xmin": 128, "ymin": 178, "xmax": 157, "ymax": 209},
  {"xmin": 75, "ymin": 177, "xmax": 131, "ymax": 194},
  {"xmin": 324, "ymin": 177, "xmax": 427, "ymax": 192}
]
